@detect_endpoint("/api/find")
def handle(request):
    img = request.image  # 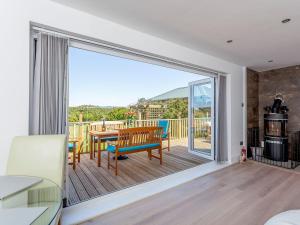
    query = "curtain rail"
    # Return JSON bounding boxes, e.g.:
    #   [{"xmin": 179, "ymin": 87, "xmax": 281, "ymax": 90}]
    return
[{"xmin": 31, "ymin": 23, "xmax": 222, "ymax": 77}]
